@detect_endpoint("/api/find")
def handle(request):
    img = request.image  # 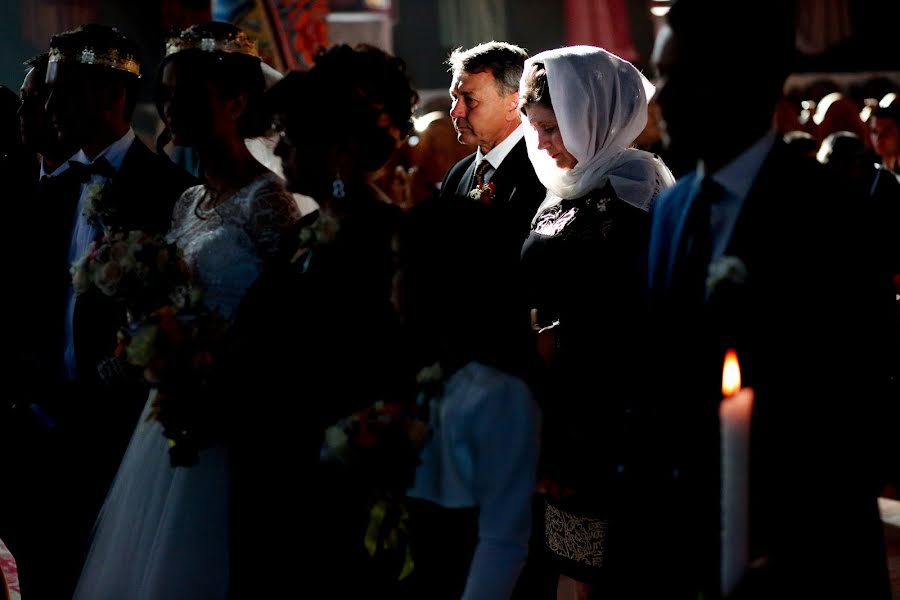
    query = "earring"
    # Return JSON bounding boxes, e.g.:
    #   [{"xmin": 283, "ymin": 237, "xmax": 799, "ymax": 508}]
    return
[{"xmin": 332, "ymin": 170, "xmax": 346, "ymax": 199}]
